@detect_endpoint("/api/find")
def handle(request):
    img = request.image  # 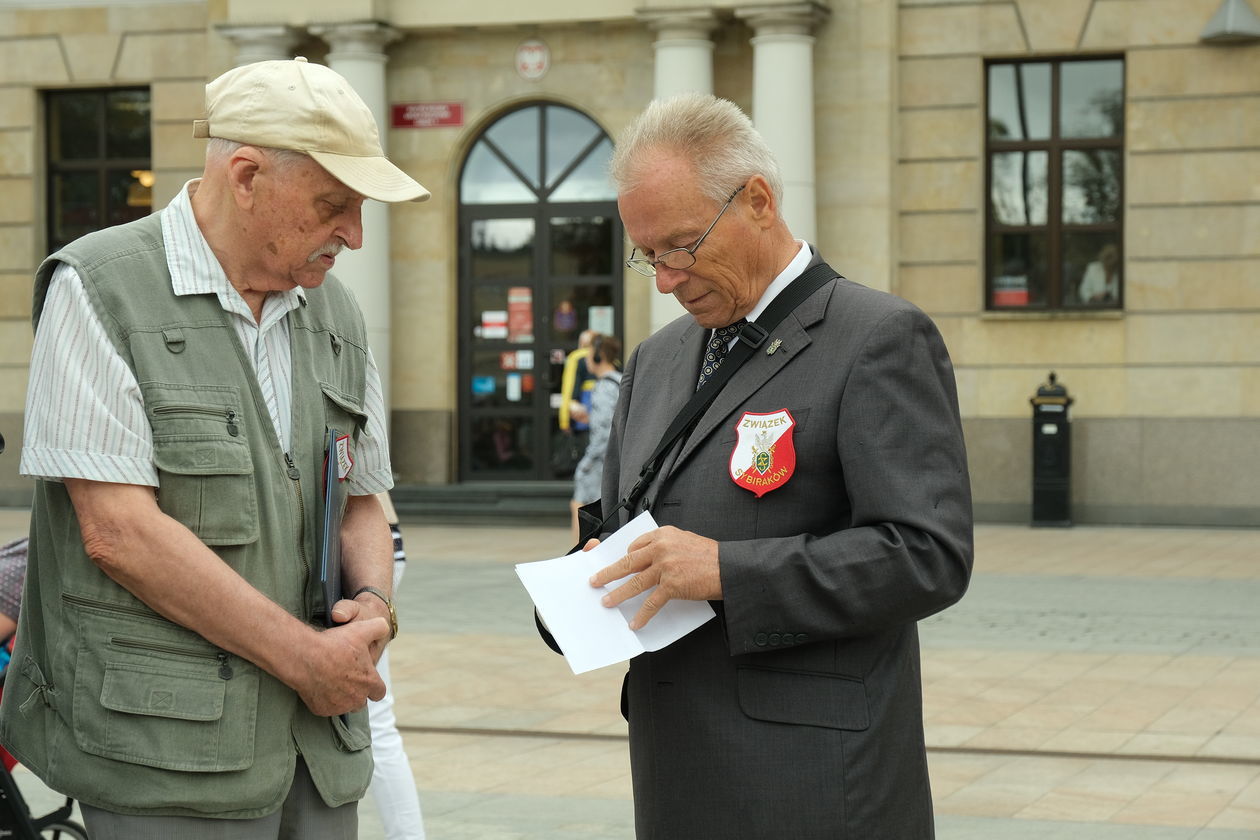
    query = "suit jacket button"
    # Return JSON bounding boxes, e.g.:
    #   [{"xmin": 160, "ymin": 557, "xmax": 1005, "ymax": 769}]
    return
[
  {"xmin": 796, "ymin": 633, "xmax": 809, "ymax": 644},
  {"xmin": 754, "ymin": 633, "xmax": 768, "ymax": 646},
  {"xmin": 768, "ymin": 633, "xmax": 781, "ymax": 646}
]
